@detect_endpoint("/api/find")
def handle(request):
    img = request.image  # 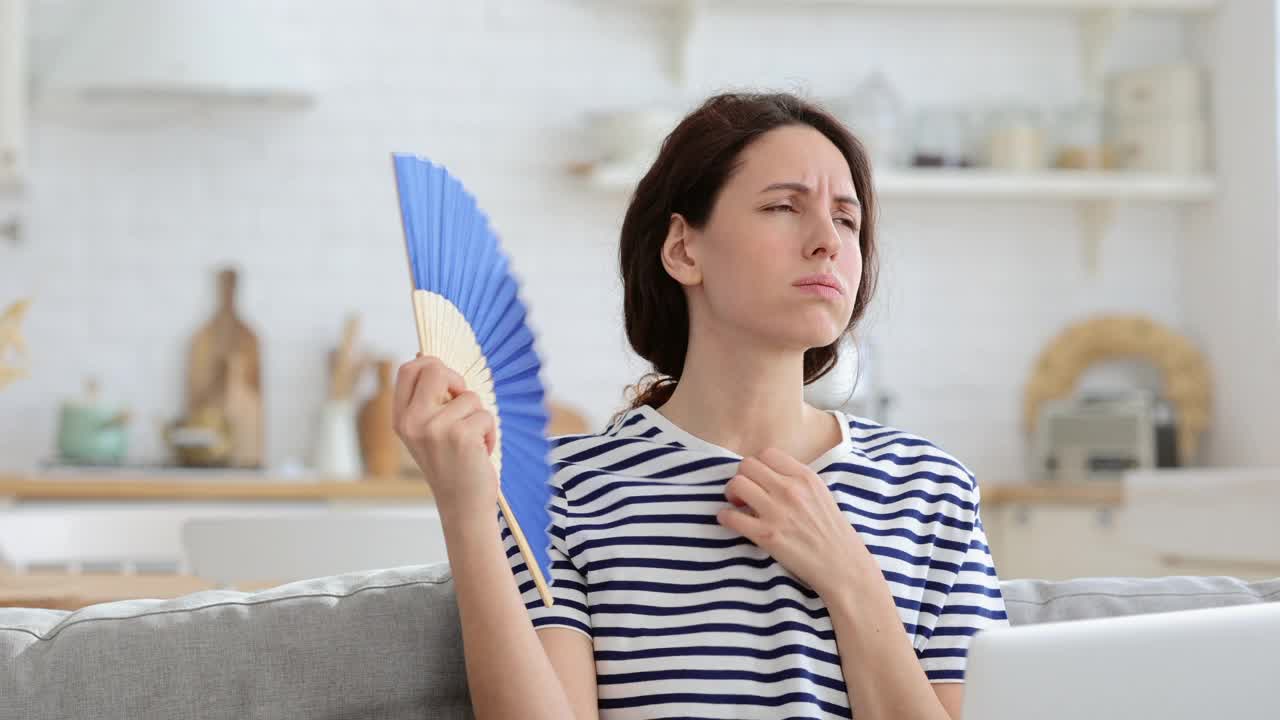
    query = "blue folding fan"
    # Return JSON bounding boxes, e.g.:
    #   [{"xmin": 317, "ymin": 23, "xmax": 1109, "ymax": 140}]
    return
[{"xmin": 391, "ymin": 153, "xmax": 554, "ymax": 608}]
